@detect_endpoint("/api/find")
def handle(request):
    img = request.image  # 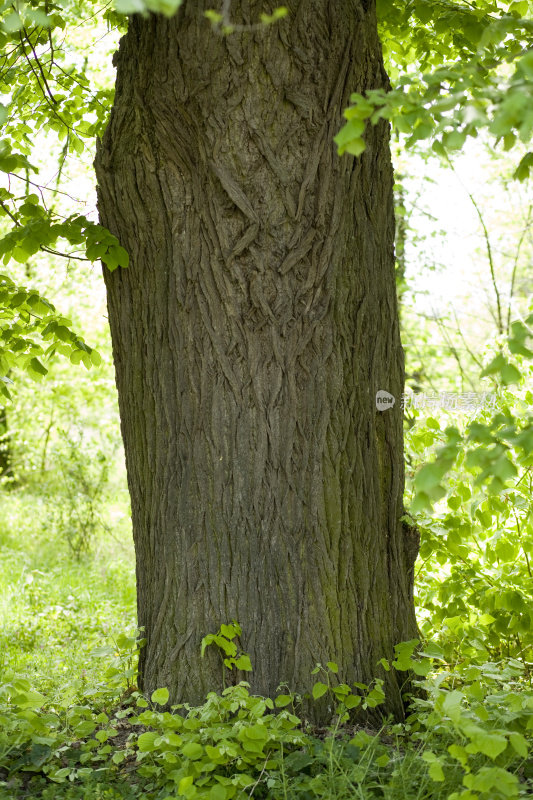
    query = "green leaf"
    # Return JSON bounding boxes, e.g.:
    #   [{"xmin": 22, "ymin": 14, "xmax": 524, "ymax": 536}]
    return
[
  {"xmin": 332, "ymin": 683, "xmax": 350, "ymax": 698},
  {"xmin": 201, "ymin": 633, "xmax": 215, "ymax": 657},
  {"xmin": 509, "ymin": 732, "xmax": 528, "ymax": 758},
  {"xmin": 410, "ymin": 490, "xmax": 433, "ymax": 514},
  {"xmin": 414, "ymin": 463, "xmax": 447, "ymax": 493},
  {"xmin": 90, "ymin": 645, "xmax": 115, "ymax": 658},
  {"xmin": 90, "ymin": 349, "xmax": 102, "ymax": 366},
  {"xmin": 468, "ymin": 730, "xmax": 507, "ymax": 760},
  {"xmin": 334, "ymin": 117, "xmax": 367, "ymax": 156},
  {"xmin": 102, "ymin": 252, "xmax": 119, "ymax": 271},
  {"xmin": 514, "ymin": 152, "xmax": 533, "ymax": 181},
  {"xmin": 448, "ymin": 743, "xmax": 469, "ymax": 767},
  {"xmin": 137, "ymin": 731, "xmax": 158, "ymax": 752},
  {"xmin": 464, "ymin": 767, "xmax": 519, "ymax": 796},
  {"xmin": 29, "ymin": 357, "xmax": 48, "ymax": 377},
  {"xmin": 208, "ymin": 784, "xmax": 227, "ymax": 800},
  {"xmin": 481, "ymin": 353, "xmax": 507, "ymax": 377},
  {"xmin": 242, "ymin": 724, "xmax": 268, "ymax": 741},
  {"xmin": 501, "ymin": 363, "xmax": 522, "ymax": 385},
  {"xmin": 151, "ymin": 687, "xmax": 169, "ymax": 705},
  {"xmin": 2, "ymin": 12, "xmax": 23, "ymax": 32},
  {"xmin": 112, "ymin": 245, "xmax": 129, "ymax": 267},
  {"xmin": 422, "ymin": 750, "xmax": 445, "ymax": 781},
  {"xmin": 178, "ymin": 775, "xmax": 194, "ymax": 794},
  {"xmin": 275, "ymin": 694, "xmax": 293, "ymax": 707},
  {"xmin": 234, "ymin": 653, "xmax": 252, "ymax": 671},
  {"xmin": 442, "ymin": 690, "xmax": 464, "ymax": 722},
  {"xmin": 182, "ymin": 742, "xmax": 203, "ymax": 760},
  {"xmin": 220, "ymin": 623, "xmax": 238, "ymax": 639},
  {"xmin": 260, "ymin": 7, "xmax": 289, "ymax": 24},
  {"xmin": 70, "ymin": 350, "xmax": 84, "ymax": 365},
  {"xmin": 312, "ymin": 681, "xmax": 328, "ymax": 700},
  {"xmin": 215, "ymin": 636, "xmax": 237, "ymax": 656},
  {"xmin": 204, "ymin": 10, "xmax": 223, "ymax": 24},
  {"xmin": 343, "ymin": 694, "xmax": 361, "ymax": 709},
  {"xmin": 428, "ymin": 760, "xmax": 445, "ymax": 781},
  {"xmin": 343, "ymin": 137, "xmax": 366, "ymax": 157}
]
